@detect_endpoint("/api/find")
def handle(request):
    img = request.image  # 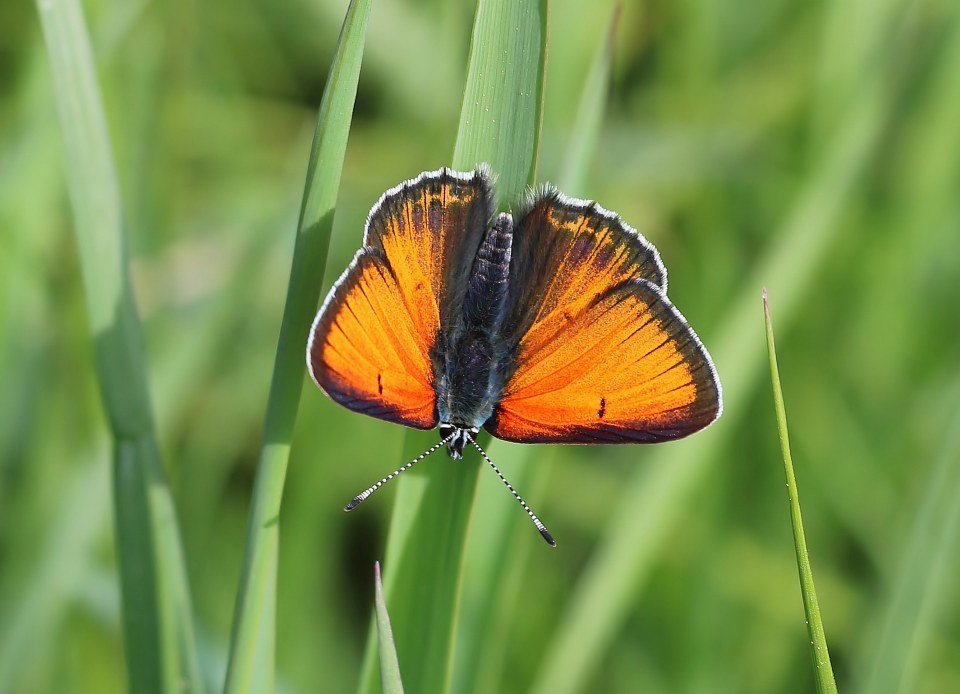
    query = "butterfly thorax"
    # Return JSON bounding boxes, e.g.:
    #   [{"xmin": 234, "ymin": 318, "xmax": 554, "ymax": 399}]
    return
[{"xmin": 433, "ymin": 212, "xmax": 513, "ymax": 457}]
